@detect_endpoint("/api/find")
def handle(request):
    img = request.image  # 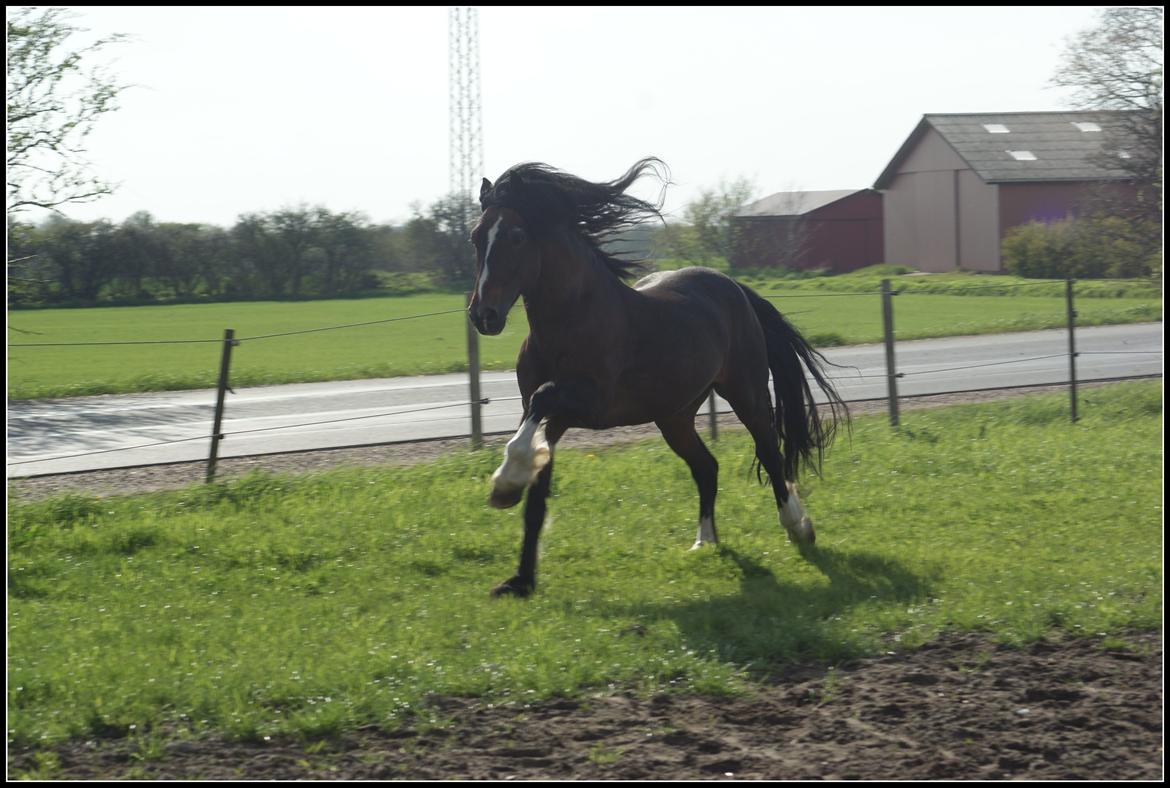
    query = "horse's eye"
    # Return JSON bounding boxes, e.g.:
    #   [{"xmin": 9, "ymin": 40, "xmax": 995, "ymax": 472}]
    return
[{"xmin": 509, "ymin": 227, "xmax": 527, "ymax": 246}]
